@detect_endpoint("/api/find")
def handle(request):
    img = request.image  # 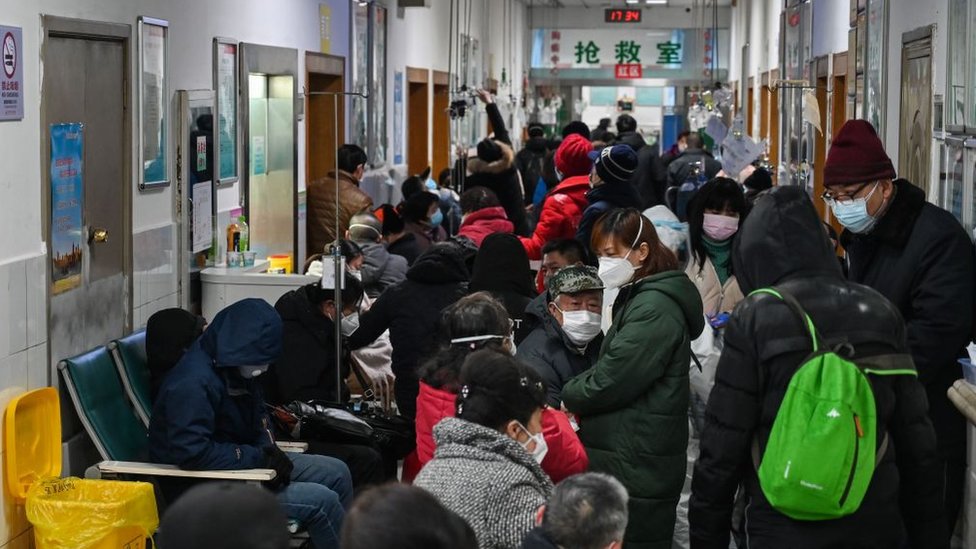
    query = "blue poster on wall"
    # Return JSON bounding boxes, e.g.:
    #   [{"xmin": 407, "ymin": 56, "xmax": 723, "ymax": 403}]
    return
[
  {"xmin": 50, "ymin": 123, "xmax": 84, "ymax": 295},
  {"xmin": 393, "ymin": 70, "xmax": 403, "ymax": 165}
]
